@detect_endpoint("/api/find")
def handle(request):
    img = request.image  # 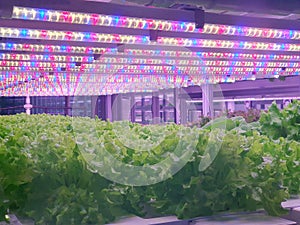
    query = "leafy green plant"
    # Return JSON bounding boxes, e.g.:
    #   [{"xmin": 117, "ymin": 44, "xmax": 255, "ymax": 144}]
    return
[
  {"xmin": 260, "ymin": 100, "xmax": 300, "ymax": 141},
  {"xmin": 0, "ymin": 109, "xmax": 299, "ymax": 224},
  {"xmin": 227, "ymin": 108, "xmax": 261, "ymax": 123},
  {"xmin": 0, "ymin": 115, "xmax": 37, "ymax": 222},
  {"xmin": 144, "ymin": 130, "xmax": 289, "ymax": 218},
  {"xmin": 187, "ymin": 116, "xmax": 211, "ymax": 128}
]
